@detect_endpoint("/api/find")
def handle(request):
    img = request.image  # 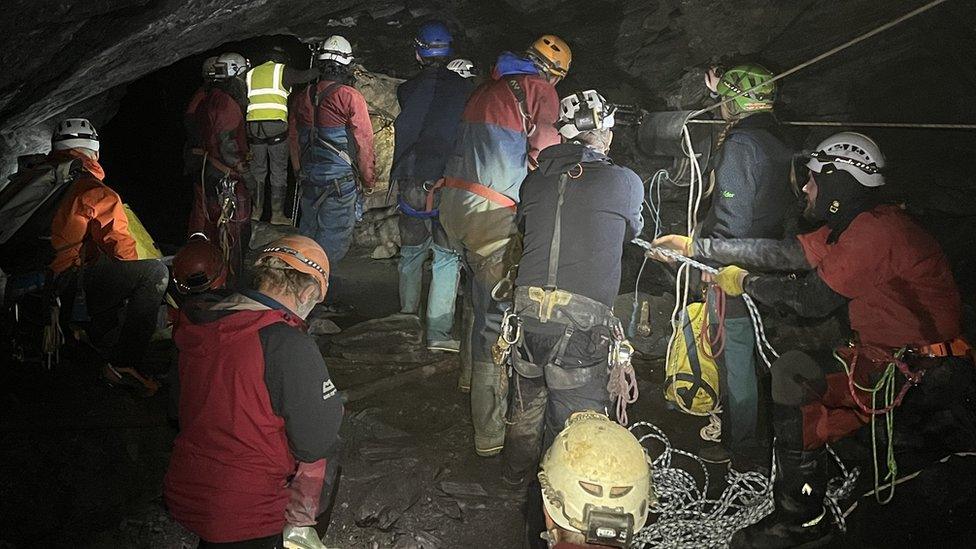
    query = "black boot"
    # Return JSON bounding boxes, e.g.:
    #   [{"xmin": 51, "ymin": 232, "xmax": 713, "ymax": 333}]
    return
[{"xmin": 730, "ymin": 447, "xmax": 834, "ymax": 549}]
